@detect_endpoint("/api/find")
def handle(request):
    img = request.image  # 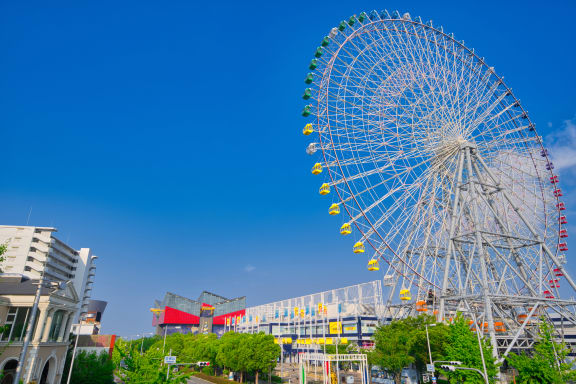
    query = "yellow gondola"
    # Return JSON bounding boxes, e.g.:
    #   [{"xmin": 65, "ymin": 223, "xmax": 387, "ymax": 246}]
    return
[
  {"xmin": 399, "ymin": 289, "xmax": 411, "ymax": 301},
  {"xmin": 353, "ymin": 241, "xmax": 365, "ymax": 253},
  {"xmin": 329, "ymin": 203, "xmax": 340, "ymax": 215},
  {"xmin": 367, "ymin": 259, "xmax": 379, "ymax": 271},
  {"xmin": 319, "ymin": 183, "xmax": 330, "ymax": 195},
  {"xmin": 340, "ymin": 223, "xmax": 351, "ymax": 235},
  {"xmin": 312, "ymin": 163, "xmax": 323, "ymax": 175},
  {"xmin": 303, "ymin": 123, "xmax": 314, "ymax": 135}
]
